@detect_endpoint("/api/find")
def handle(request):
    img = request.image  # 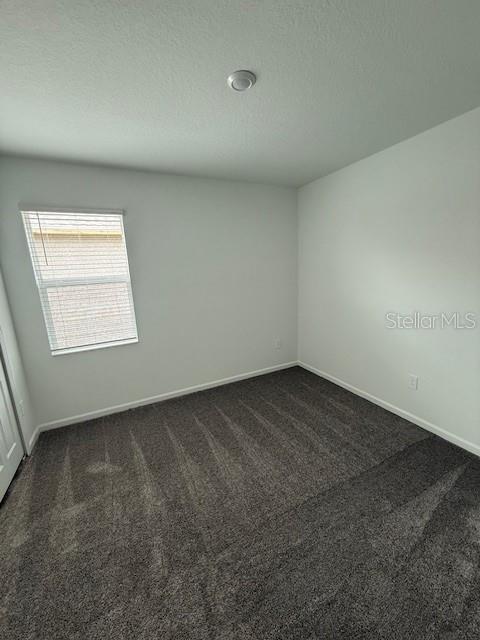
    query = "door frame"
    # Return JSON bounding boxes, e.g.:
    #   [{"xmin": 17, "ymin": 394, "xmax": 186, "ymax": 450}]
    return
[{"xmin": 0, "ymin": 339, "xmax": 27, "ymax": 457}]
